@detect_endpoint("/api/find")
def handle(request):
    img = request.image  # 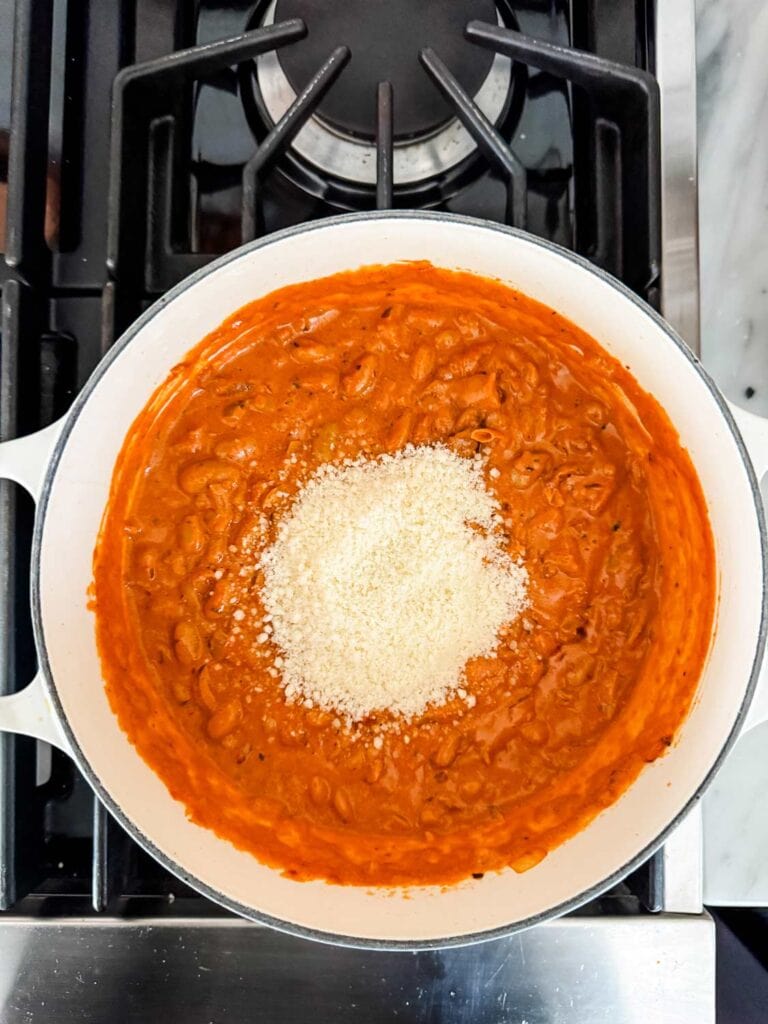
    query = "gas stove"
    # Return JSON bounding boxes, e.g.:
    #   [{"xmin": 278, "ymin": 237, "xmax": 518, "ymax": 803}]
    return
[{"xmin": 0, "ymin": 1, "xmax": 710, "ymax": 1020}]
